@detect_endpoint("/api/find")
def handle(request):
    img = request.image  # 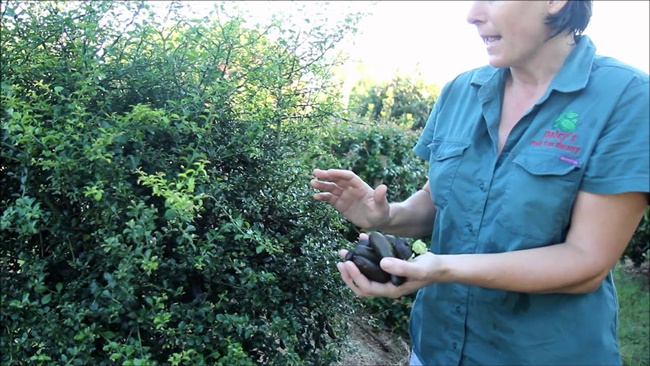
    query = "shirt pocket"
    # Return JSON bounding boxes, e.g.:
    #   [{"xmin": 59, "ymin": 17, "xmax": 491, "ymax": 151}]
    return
[
  {"xmin": 498, "ymin": 152, "xmax": 583, "ymax": 242},
  {"xmin": 427, "ymin": 140, "xmax": 470, "ymax": 208}
]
